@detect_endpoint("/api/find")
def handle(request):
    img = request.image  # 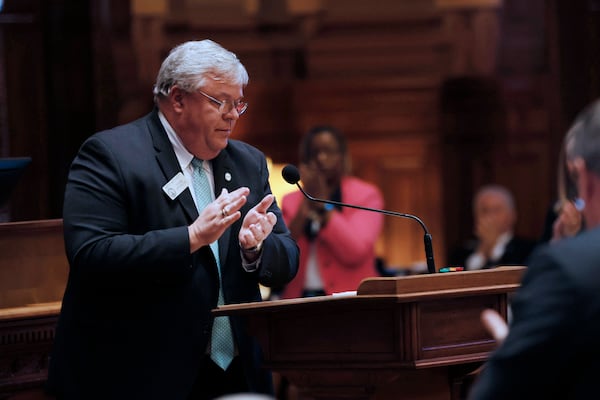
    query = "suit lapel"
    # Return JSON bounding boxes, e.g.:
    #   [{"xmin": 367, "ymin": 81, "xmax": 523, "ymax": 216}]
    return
[
  {"xmin": 148, "ymin": 111, "xmax": 241, "ymax": 272},
  {"xmin": 212, "ymin": 150, "xmax": 237, "ymax": 268},
  {"xmin": 147, "ymin": 110, "xmax": 198, "ymax": 223}
]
